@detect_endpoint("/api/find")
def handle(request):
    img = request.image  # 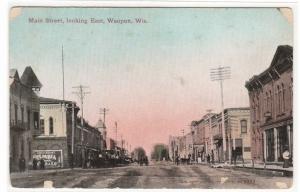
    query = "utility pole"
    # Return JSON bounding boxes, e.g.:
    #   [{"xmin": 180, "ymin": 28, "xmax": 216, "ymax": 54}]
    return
[
  {"xmin": 61, "ymin": 45, "xmax": 66, "ymax": 143},
  {"xmin": 62, "ymin": 45, "xmax": 65, "ymax": 102},
  {"xmin": 72, "ymin": 85, "xmax": 90, "ymax": 168},
  {"xmin": 121, "ymin": 134, "xmax": 123, "ymax": 149},
  {"xmin": 210, "ymin": 66, "xmax": 231, "ymax": 163},
  {"xmin": 99, "ymin": 108, "xmax": 109, "ymax": 124},
  {"xmin": 115, "ymin": 121, "xmax": 118, "ymax": 148}
]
